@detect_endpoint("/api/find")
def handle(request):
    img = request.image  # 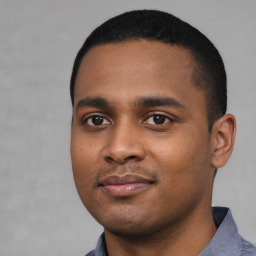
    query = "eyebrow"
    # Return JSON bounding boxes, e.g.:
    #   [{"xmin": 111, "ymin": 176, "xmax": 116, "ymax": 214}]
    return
[
  {"xmin": 76, "ymin": 97, "xmax": 110, "ymax": 112},
  {"xmin": 75, "ymin": 96, "xmax": 185, "ymax": 112},
  {"xmin": 135, "ymin": 96, "xmax": 185, "ymax": 109}
]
